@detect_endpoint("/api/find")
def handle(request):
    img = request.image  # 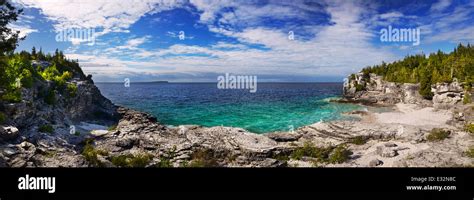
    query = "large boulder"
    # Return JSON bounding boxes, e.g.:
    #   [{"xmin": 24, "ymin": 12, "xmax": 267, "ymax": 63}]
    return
[
  {"xmin": 432, "ymin": 81, "xmax": 465, "ymax": 109},
  {"xmin": 0, "ymin": 126, "xmax": 19, "ymax": 141}
]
